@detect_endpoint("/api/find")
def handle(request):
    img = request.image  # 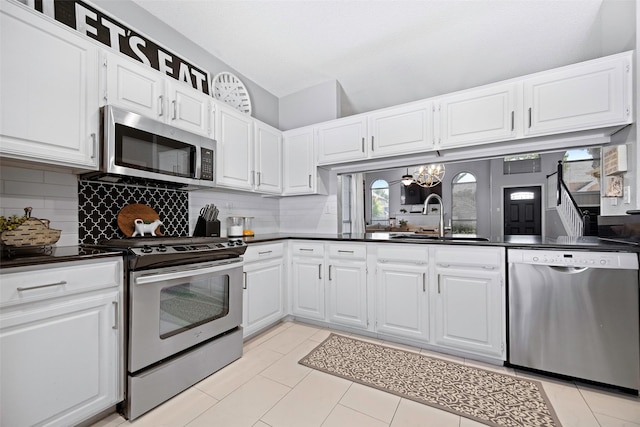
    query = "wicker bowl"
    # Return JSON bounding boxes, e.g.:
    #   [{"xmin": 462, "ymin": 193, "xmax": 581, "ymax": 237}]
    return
[{"xmin": 1, "ymin": 218, "xmax": 61, "ymax": 247}]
